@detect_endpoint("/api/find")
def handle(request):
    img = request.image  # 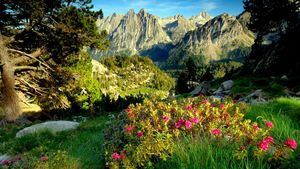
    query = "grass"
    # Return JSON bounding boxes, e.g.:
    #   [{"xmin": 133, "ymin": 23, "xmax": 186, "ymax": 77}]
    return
[
  {"xmin": 156, "ymin": 97, "xmax": 300, "ymax": 169},
  {"xmin": 156, "ymin": 136, "xmax": 269, "ymax": 169},
  {"xmin": 246, "ymin": 97, "xmax": 300, "ymax": 153},
  {"xmin": 0, "ymin": 116, "xmax": 109, "ymax": 169},
  {"xmin": 1, "ymin": 97, "xmax": 299, "ymax": 168}
]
